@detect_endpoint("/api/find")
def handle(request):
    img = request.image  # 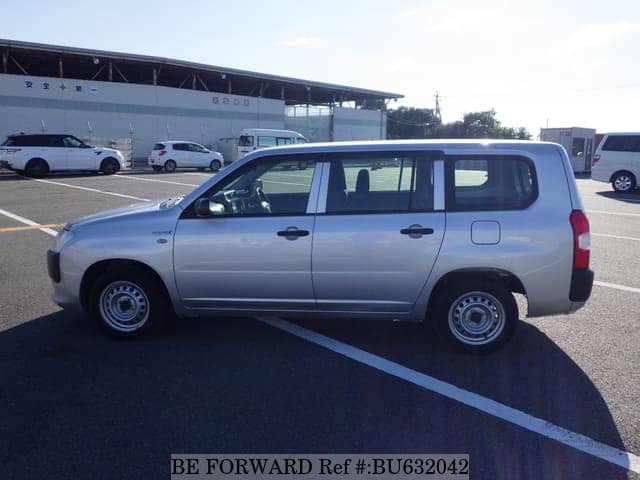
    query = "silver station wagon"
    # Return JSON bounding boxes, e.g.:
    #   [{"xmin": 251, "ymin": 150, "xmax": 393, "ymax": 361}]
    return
[{"xmin": 47, "ymin": 140, "xmax": 594, "ymax": 352}]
